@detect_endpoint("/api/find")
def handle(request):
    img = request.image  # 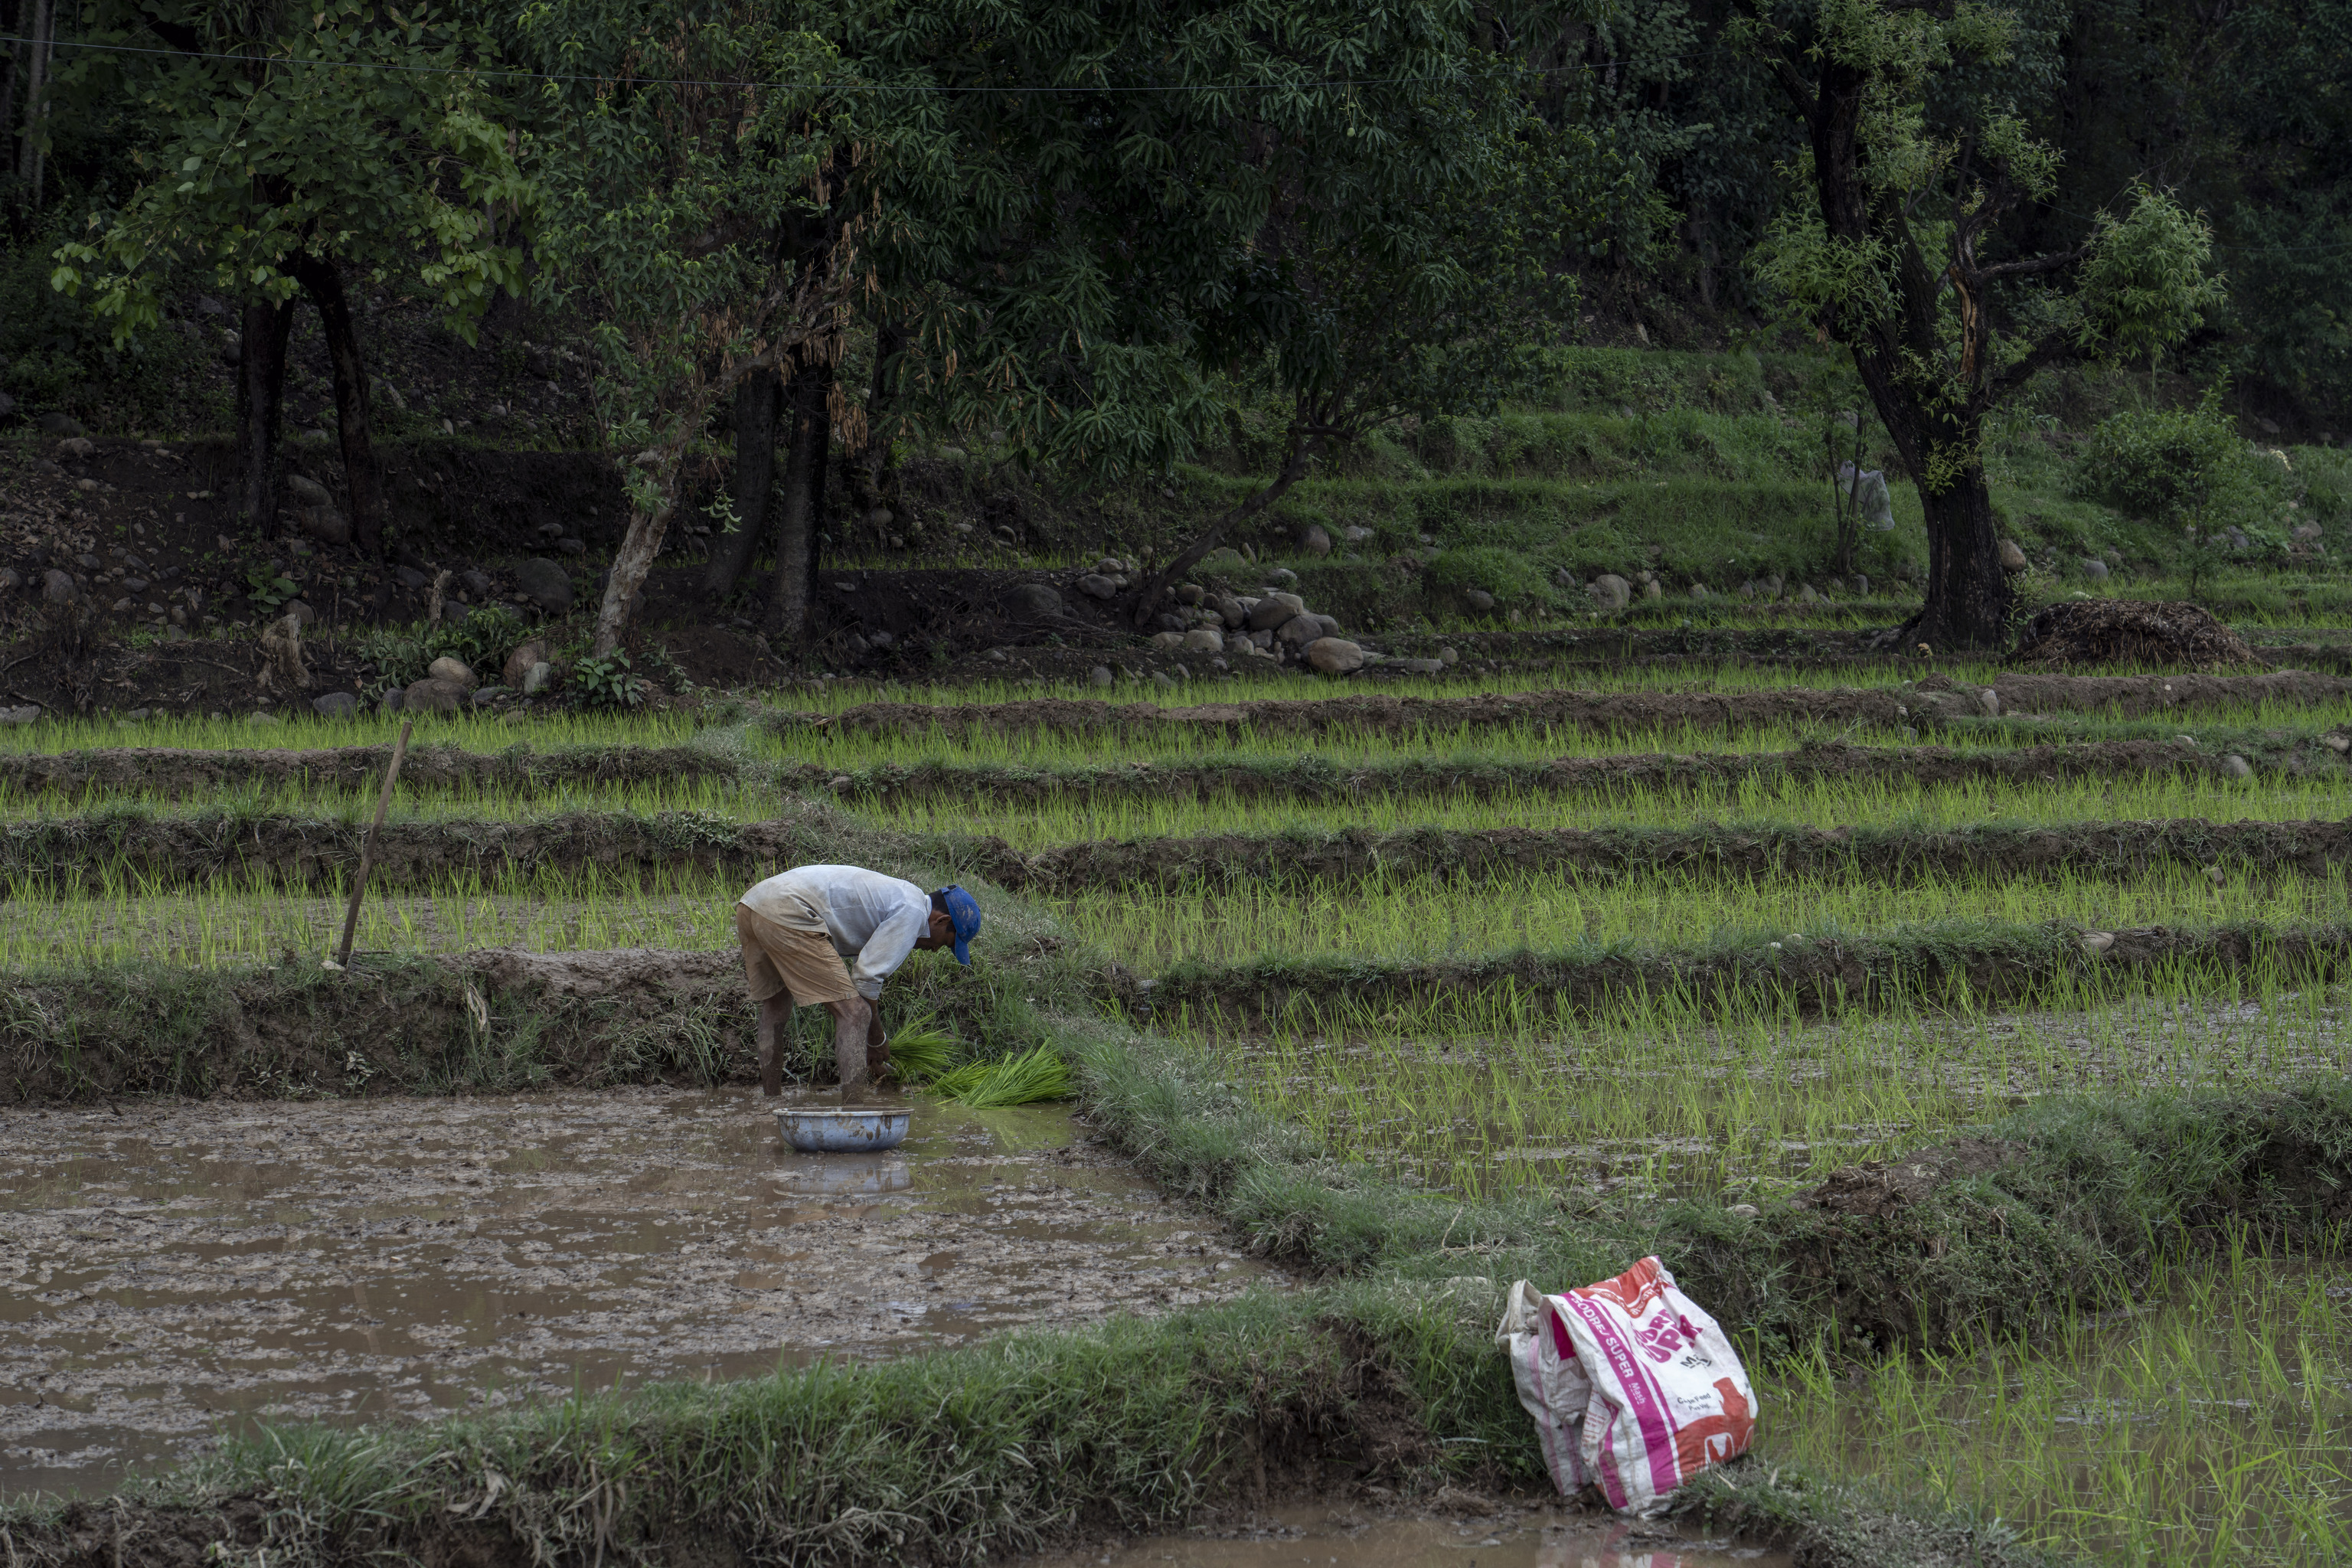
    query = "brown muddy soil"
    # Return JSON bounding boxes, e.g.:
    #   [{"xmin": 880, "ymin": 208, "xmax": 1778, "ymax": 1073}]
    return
[
  {"xmin": 1016, "ymin": 1500, "xmax": 1786, "ymax": 1568},
  {"xmin": 0, "ymin": 733, "xmax": 2302, "ymax": 814},
  {"xmin": 1131, "ymin": 921, "xmax": 2352, "ymax": 1027},
  {"xmin": 822, "ymin": 737, "xmax": 2309, "ymax": 807},
  {"xmin": 0, "ymin": 1086, "xmax": 1281, "ymax": 1495},
  {"xmin": 995, "ymin": 814, "xmax": 2352, "ymax": 897},
  {"xmin": 11, "ymin": 805, "xmax": 2345, "ymax": 900},
  {"xmin": 0, "ymin": 740, "xmax": 734, "ymax": 799},
  {"xmin": 786, "ymin": 669, "xmax": 2352, "ymax": 743}
]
